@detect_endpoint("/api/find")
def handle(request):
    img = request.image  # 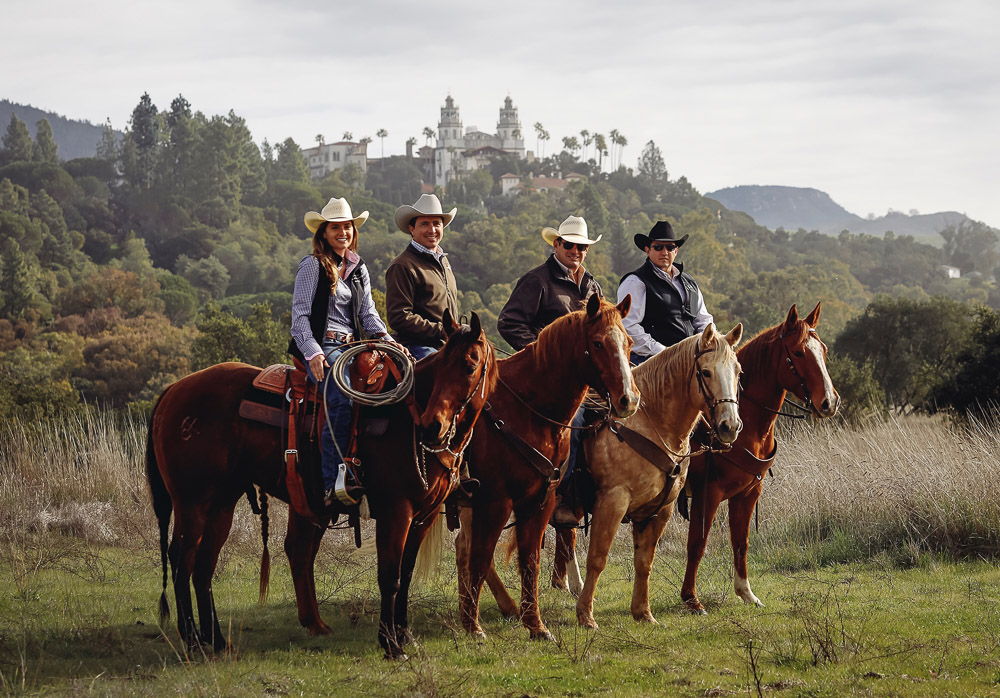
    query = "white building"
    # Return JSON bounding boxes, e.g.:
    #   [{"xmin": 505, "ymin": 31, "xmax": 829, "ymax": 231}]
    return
[
  {"xmin": 429, "ymin": 95, "xmax": 526, "ymax": 187},
  {"xmin": 302, "ymin": 141, "xmax": 368, "ymax": 179}
]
